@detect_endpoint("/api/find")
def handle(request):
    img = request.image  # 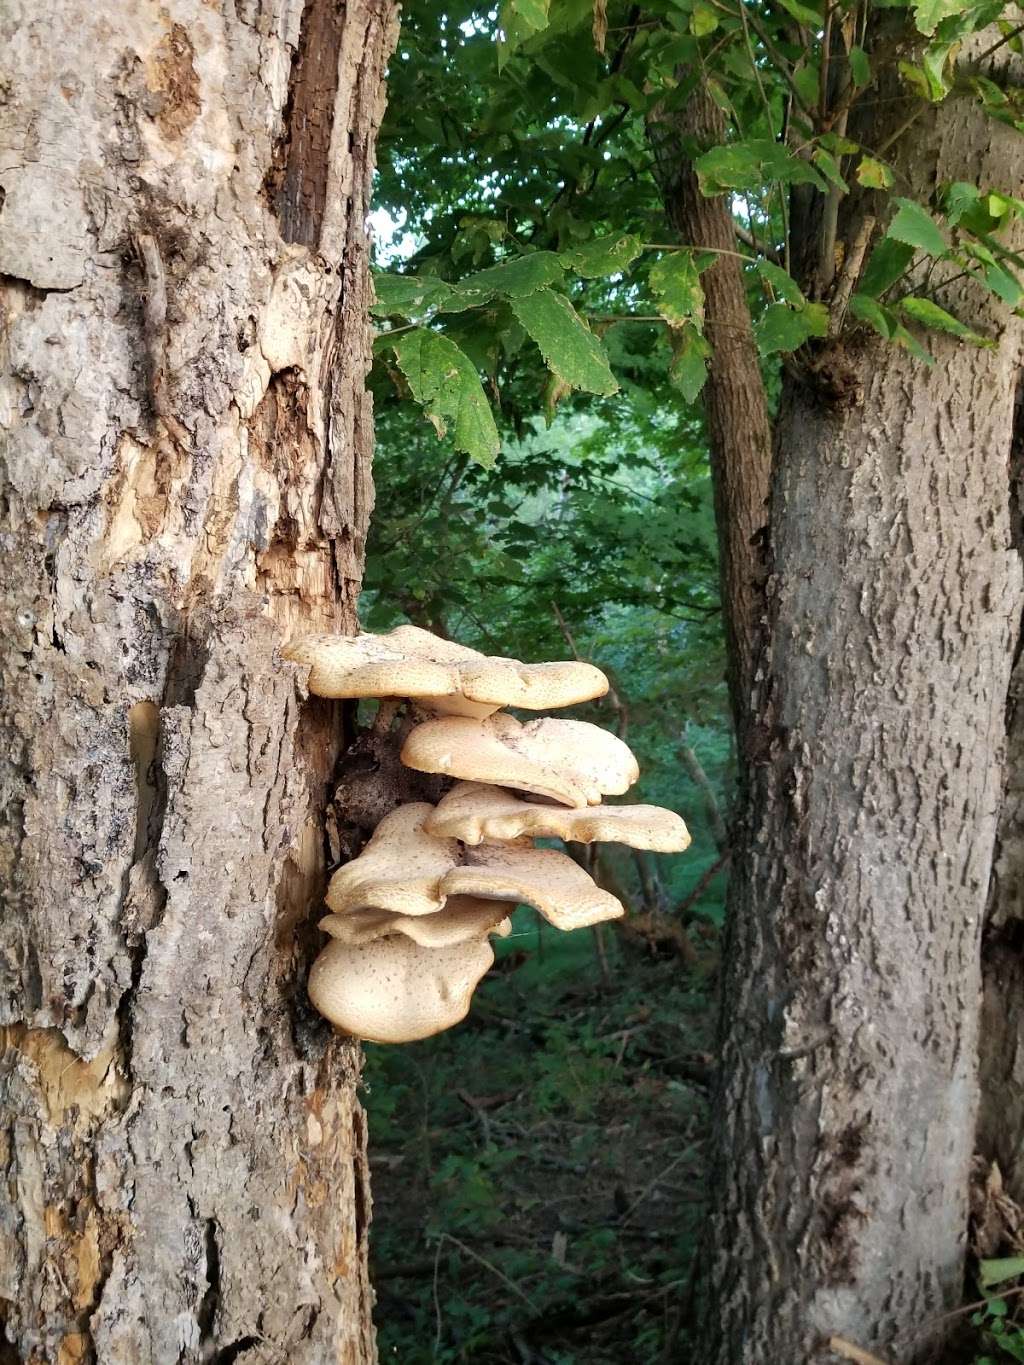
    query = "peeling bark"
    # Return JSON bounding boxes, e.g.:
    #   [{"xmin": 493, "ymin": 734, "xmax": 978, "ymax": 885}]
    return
[
  {"xmin": 703, "ymin": 54, "xmax": 1024, "ymax": 1365},
  {"xmin": 0, "ymin": 1, "xmax": 397, "ymax": 1359}
]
